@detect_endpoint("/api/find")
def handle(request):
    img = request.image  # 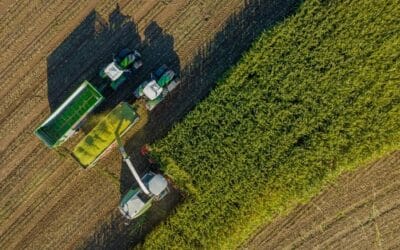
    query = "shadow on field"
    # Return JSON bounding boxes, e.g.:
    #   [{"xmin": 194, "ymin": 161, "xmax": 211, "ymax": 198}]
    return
[
  {"xmin": 46, "ymin": 5, "xmax": 143, "ymax": 112},
  {"xmin": 80, "ymin": 0, "xmax": 301, "ymax": 249},
  {"xmin": 118, "ymin": 21, "xmax": 180, "ymax": 196}
]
